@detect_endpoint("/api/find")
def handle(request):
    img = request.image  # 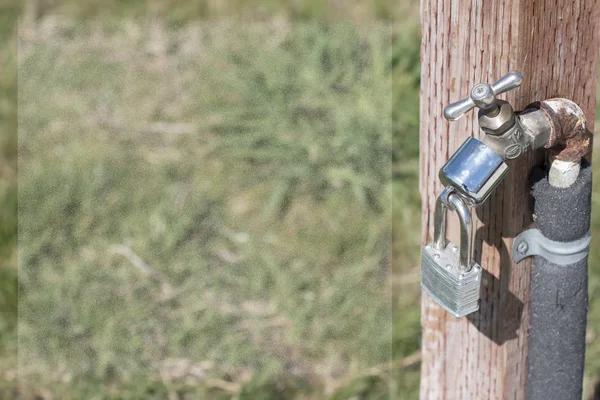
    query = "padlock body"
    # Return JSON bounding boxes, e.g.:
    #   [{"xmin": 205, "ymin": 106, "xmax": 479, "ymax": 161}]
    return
[
  {"xmin": 421, "ymin": 241, "xmax": 482, "ymax": 318},
  {"xmin": 439, "ymin": 137, "xmax": 508, "ymax": 205}
]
